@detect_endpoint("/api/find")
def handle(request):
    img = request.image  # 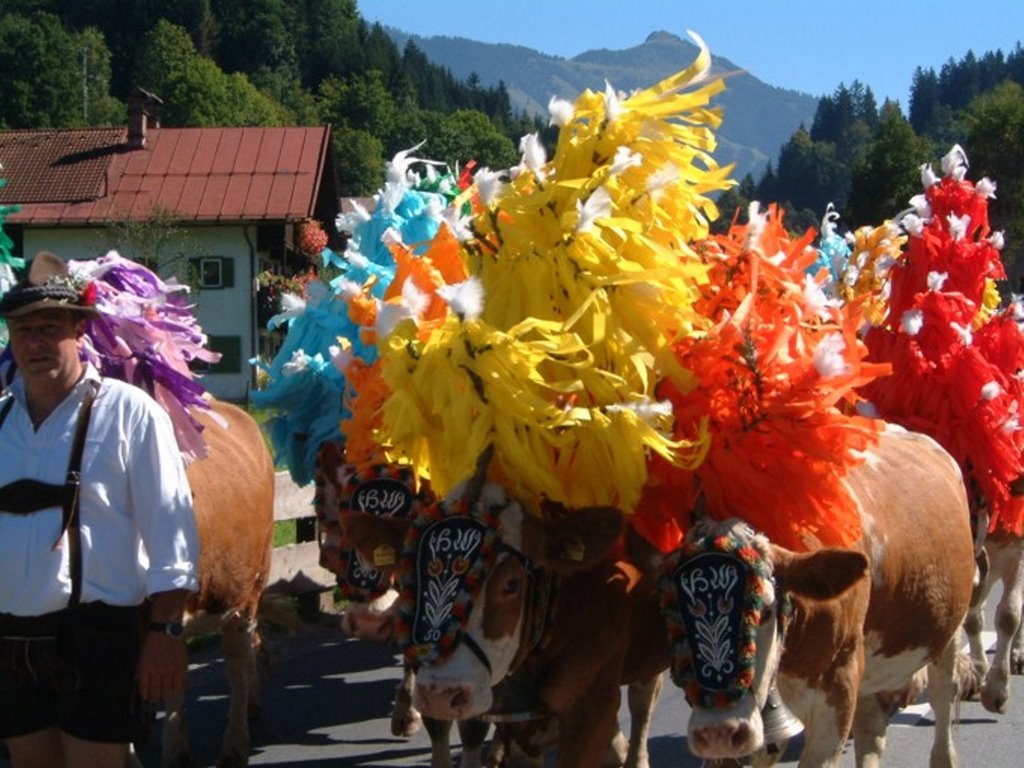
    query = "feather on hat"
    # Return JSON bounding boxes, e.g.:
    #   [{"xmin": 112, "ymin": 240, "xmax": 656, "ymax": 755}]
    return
[{"xmin": 0, "ymin": 251, "xmax": 98, "ymax": 318}]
